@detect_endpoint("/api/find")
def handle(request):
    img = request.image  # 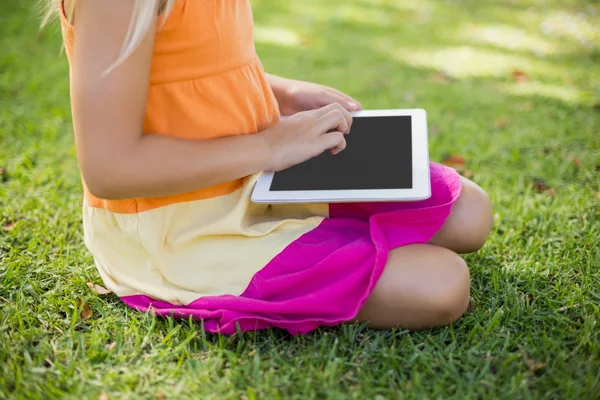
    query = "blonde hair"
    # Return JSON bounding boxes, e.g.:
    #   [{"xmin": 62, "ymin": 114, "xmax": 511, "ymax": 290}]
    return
[{"xmin": 41, "ymin": 0, "xmax": 176, "ymax": 73}]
